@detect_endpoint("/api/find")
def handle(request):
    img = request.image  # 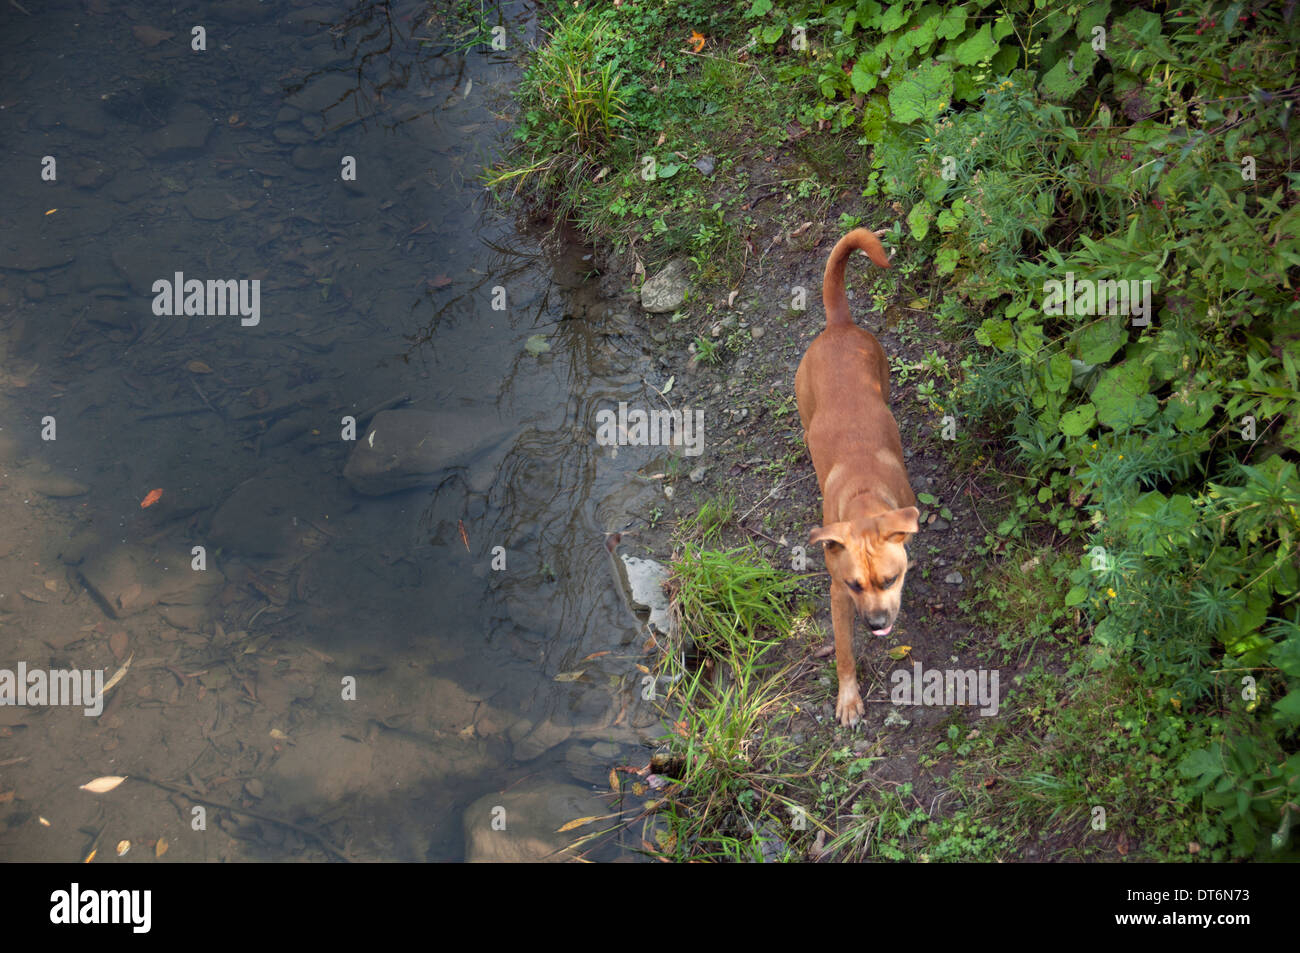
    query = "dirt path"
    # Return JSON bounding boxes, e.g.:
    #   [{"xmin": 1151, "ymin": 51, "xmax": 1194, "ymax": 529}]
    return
[{"xmin": 587, "ymin": 179, "xmax": 1007, "ymax": 842}]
